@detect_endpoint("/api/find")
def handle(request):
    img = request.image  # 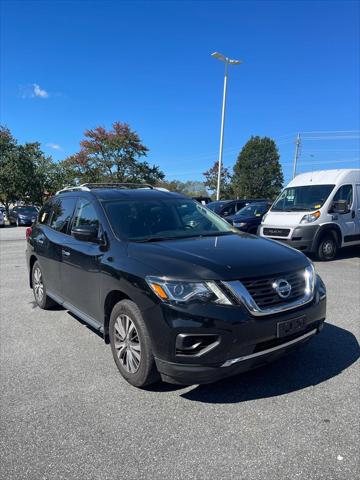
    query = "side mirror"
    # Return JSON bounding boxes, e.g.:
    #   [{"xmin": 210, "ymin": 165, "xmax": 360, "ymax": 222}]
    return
[
  {"xmin": 332, "ymin": 200, "xmax": 350, "ymax": 214},
  {"xmin": 71, "ymin": 225, "xmax": 99, "ymax": 242}
]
